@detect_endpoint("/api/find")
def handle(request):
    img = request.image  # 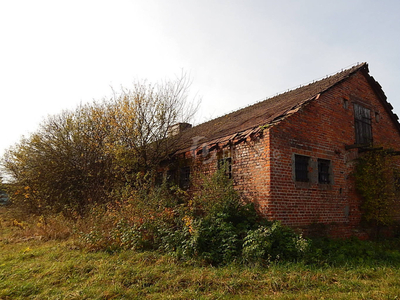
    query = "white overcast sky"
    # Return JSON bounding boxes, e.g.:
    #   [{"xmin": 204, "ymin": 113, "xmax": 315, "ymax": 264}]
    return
[{"xmin": 1, "ymin": 0, "xmax": 400, "ymax": 159}]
